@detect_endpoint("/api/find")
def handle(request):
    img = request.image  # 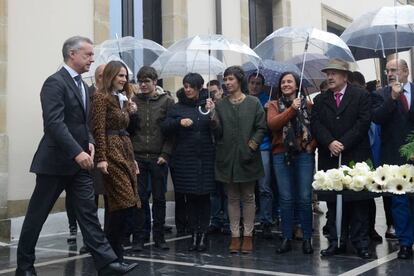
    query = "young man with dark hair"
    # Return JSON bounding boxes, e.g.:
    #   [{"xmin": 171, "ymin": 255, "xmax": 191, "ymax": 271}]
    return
[{"xmin": 129, "ymin": 66, "xmax": 175, "ymax": 251}]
